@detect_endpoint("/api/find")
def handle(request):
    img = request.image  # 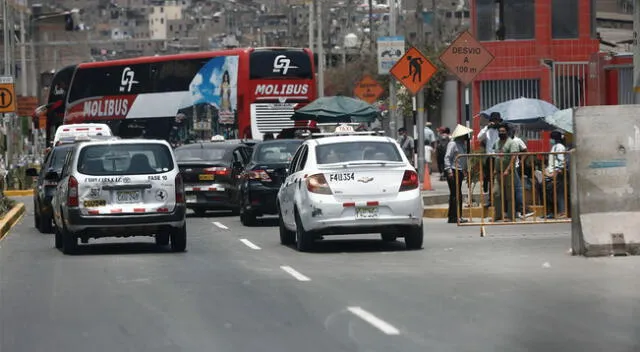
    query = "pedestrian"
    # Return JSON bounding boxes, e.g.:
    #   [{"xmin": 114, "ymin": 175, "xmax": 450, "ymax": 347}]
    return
[
  {"xmin": 509, "ymin": 127, "xmax": 534, "ymax": 219},
  {"xmin": 436, "ymin": 127, "xmax": 450, "ymax": 181},
  {"xmin": 477, "ymin": 112, "xmax": 502, "ymax": 207},
  {"xmin": 444, "ymin": 124, "xmax": 472, "ymax": 224},
  {"xmin": 397, "ymin": 127, "xmax": 415, "ymax": 166},
  {"xmin": 543, "ymin": 130, "xmax": 567, "ymax": 219},
  {"xmin": 492, "ymin": 123, "xmax": 519, "ymax": 222}
]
